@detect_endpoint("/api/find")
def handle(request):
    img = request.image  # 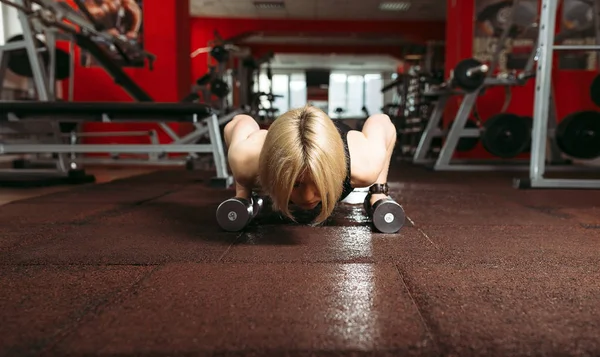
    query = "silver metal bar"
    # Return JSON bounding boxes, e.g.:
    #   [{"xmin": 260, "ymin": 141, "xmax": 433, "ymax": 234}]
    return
[
  {"xmin": 61, "ymin": 131, "xmax": 152, "ymax": 137},
  {"xmin": 17, "ymin": 2, "xmax": 51, "ymax": 101},
  {"xmin": 434, "ymin": 90, "xmax": 480, "ymax": 169},
  {"xmin": 0, "ymin": 40, "xmax": 28, "ymax": 51},
  {"xmin": 529, "ymin": 0, "xmax": 558, "ymax": 181},
  {"xmin": 68, "ymin": 38, "xmax": 74, "ymax": 101},
  {"xmin": 171, "ymin": 109, "xmax": 244, "ymax": 145},
  {"xmin": 595, "ymin": 0, "xmax": 600, "ymax": 69},
  {"xmin": 413, "ymin": 95, "xmax": 448, "ymax": 164},
  {"xmin": 552, "ymin": 45, "xmax": 600, "ymax": 50},
  {"xmin": 206, "ymin": 113, "xmax": 229, "ymax": 179},
  {"xmin": 466, "ymin": 64, "xmax": 489, "ymax": 77},
  {"xmin": 159, "ymin": 123, "xmax": 180, "ymax": 141},
  {"xmin": 0, "ymin": 144, "xmax": 217, "ymax": 153},
  {"xmin": 74, "ymin": 157, "xmax": 188, "ymax": 166},
  {"xmin": 522, "ymin": 178, "xmax": 600, "ymax": 188}
]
